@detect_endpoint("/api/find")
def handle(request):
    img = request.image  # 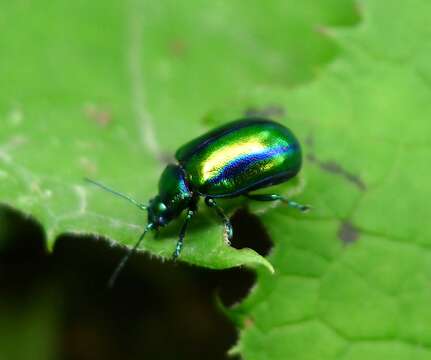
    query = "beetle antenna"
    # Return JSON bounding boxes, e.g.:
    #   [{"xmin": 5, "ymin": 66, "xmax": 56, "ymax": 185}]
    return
[
  {"xmin": 107, "ymin": 223, "xmax": 153, "ymax": 288},
  {"xmin": 84, "ymin": 178, "xmax": 147, "ymax": 211}
]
